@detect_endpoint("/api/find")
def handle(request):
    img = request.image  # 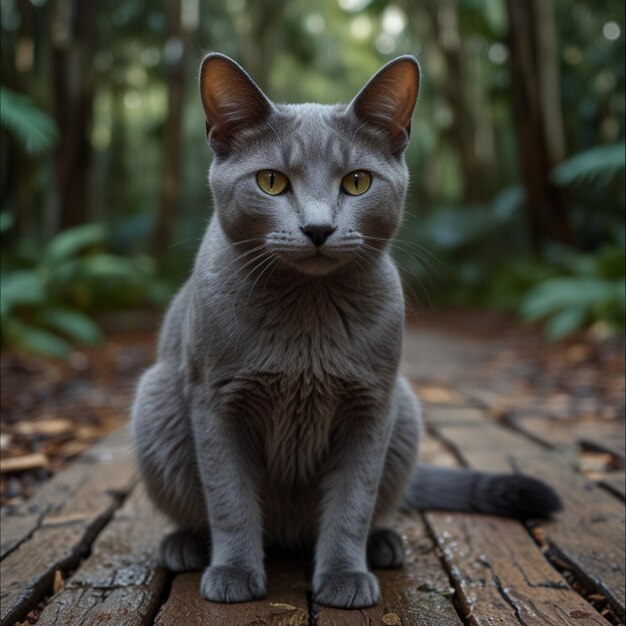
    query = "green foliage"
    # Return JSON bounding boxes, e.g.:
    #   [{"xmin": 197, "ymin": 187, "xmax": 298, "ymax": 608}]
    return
[
  {"xmin": 0, "ymin": 86, "xmax": 59, "ymax": 155},
  {"xmin": 1, "ymin": 221, "xmax": 170, "ymax": 358},
  {"xmin": 520, "ymin": 244, "xmax": 625, "ymax": 339},
  {"xmin": 398, "ymin": 185, "xmax": 528, "ymax": 307},
  {"xmin": 1, "ymin": 0, "xmax": 624, "ymax": 346},
  {"xmin": 551, "ymin": 142, "xmax": 626, "ymax": 186},
  {"xmin": 400, "ymin": 187, "xmax": 624, "ymax": 340}
]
